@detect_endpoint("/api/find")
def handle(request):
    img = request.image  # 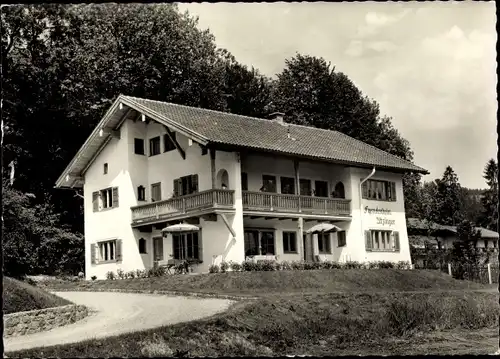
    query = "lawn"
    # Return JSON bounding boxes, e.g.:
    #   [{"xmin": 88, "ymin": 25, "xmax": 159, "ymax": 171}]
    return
[
  {"xmin": 39, "ymin": 269, "xmax": 492, "ymax": 296},
  {"xmin": 8, "ymin": 290, "xmax": 499, "ymax": 357},
  {"xmin": 3, "ymin": 277, "xmax": 72, "ymax": 314}
]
